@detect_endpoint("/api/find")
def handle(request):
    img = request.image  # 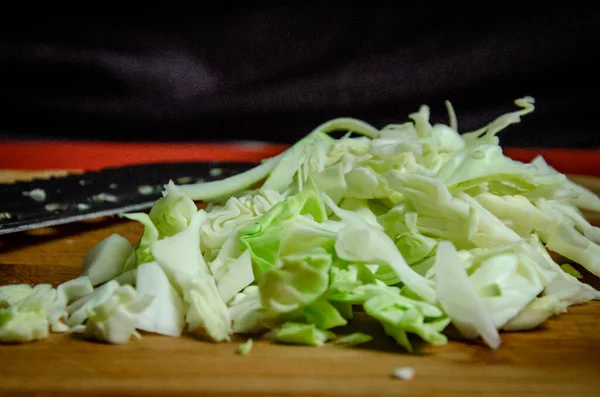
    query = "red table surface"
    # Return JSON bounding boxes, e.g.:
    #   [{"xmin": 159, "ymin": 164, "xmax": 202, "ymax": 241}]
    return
[{"xmin": 0, "ymin": 140, "xmax": 598, "ymax": 177}]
